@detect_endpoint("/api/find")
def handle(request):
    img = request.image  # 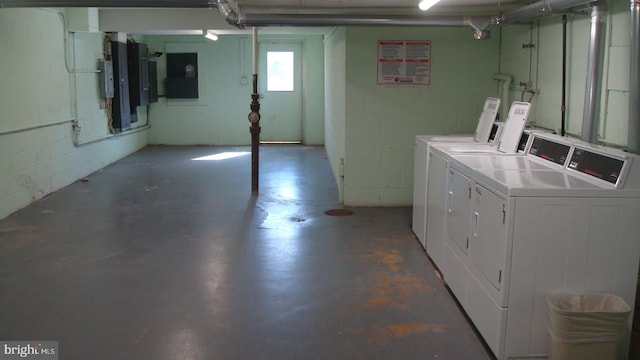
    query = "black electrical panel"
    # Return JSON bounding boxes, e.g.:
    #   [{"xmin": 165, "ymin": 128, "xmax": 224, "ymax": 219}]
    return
[
  {"xmin": 166, "ymin": 53, "xmax": 199, "ymax": 99},
  {"xmin": 127, "ymin": 42, "xmax": 150, "ymax": 110},
  {"xmin": 148, "ymin": 61, "xmax": 158, "ymax": 104},
  {"xmin": 110, "ymin": 41, "xmax": 131, "ymax": 131}
]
